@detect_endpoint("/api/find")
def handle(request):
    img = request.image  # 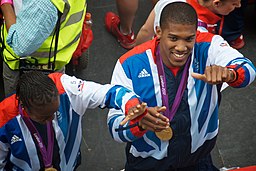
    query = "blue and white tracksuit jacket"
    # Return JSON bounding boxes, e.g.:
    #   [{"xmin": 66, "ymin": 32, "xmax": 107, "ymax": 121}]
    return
[
  {"xmin": 107, "ymin": 32, "xmax": 256, "ymax": 170},
  {"xmin": 0, "ymin": 73, "xmax": 140, "ymax": 171}
]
